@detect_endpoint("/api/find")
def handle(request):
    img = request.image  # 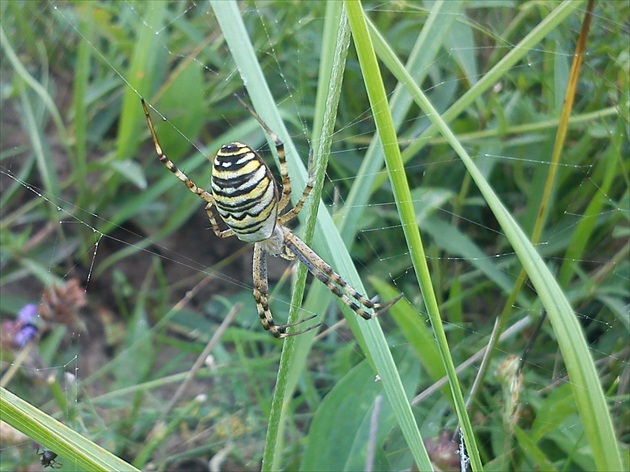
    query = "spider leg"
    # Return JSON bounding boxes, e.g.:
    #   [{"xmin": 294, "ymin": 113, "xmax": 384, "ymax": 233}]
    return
[
  {"xmin": 234, "ymin": 95, "xmax": 313, "ymax": 220},
  {"xmin": 266, "ymin": 127, "xmax": 293, "ymax": 214},
  {"xmin": 142, "ymin": 99, "xmax": 215, "ymax": 203},
  {"xmin": 142, "ymin": 99, "xmax": 234, "ymax": 238},
  {"xmin": 278, "ymin": 148, "xmax": 314, "ymax": 225},
  {"xmin": 205, "ymin": 203, "xmax": 234, "ymax": 239},
  {"xmin": 283, "ymin": 229, "xmax": 402, "ymax": 319},
  {"xmin": 252, "ymin": 243, "xmax": 321, "ymax": 338}
]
